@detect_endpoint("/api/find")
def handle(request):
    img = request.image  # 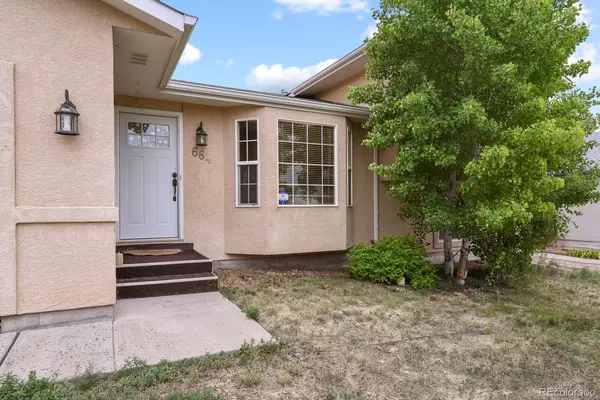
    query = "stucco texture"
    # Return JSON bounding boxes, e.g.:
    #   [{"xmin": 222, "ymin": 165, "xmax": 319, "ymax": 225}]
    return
[
  {"xmin": 315, "ymin": 72, "xmax": 369, "ymax": 105},
  {"xmin": 0, "ymin": 0, "xmax": 164, "ymax": 317},
  {"xmin": 16, "ymin": 223, "xmax": 116, "ymax": 314}
]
